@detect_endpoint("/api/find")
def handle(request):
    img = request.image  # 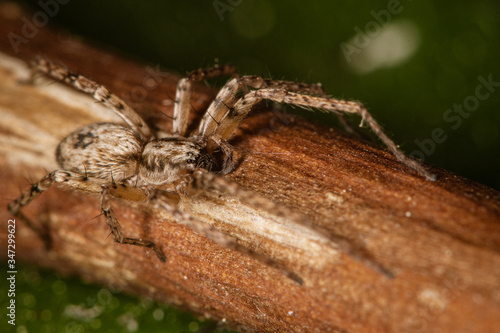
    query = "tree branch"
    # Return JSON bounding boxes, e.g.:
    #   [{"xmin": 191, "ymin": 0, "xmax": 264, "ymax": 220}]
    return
[{"xmin": 1, "ymin": 3, "xmax": 500, "ymax": 332}]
